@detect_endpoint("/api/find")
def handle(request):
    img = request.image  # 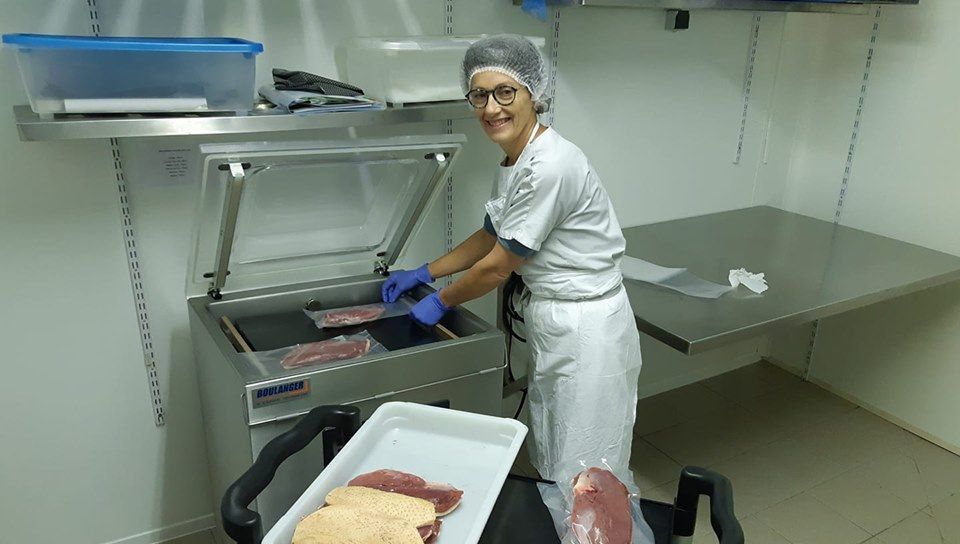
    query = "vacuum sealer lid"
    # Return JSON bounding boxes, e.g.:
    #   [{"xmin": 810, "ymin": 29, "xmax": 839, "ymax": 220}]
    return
[{"xmin": 189, "ymin": 134, "xmax": 464, "ymax": 296}]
